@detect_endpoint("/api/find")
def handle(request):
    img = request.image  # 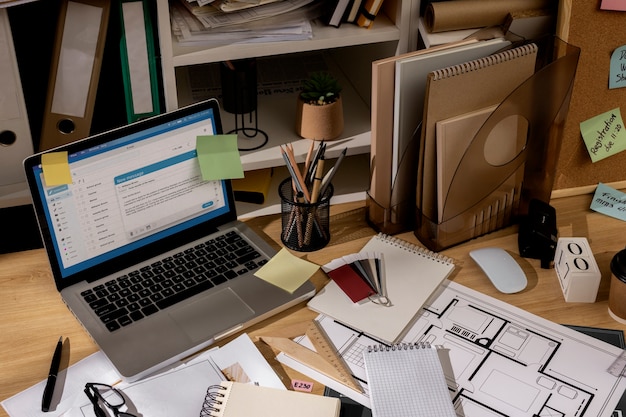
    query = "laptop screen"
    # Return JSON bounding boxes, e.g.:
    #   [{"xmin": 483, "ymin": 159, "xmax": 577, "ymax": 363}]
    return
[{"xmin": 25, "ymin": 100, "xmax": 236, "ymax": 284}]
